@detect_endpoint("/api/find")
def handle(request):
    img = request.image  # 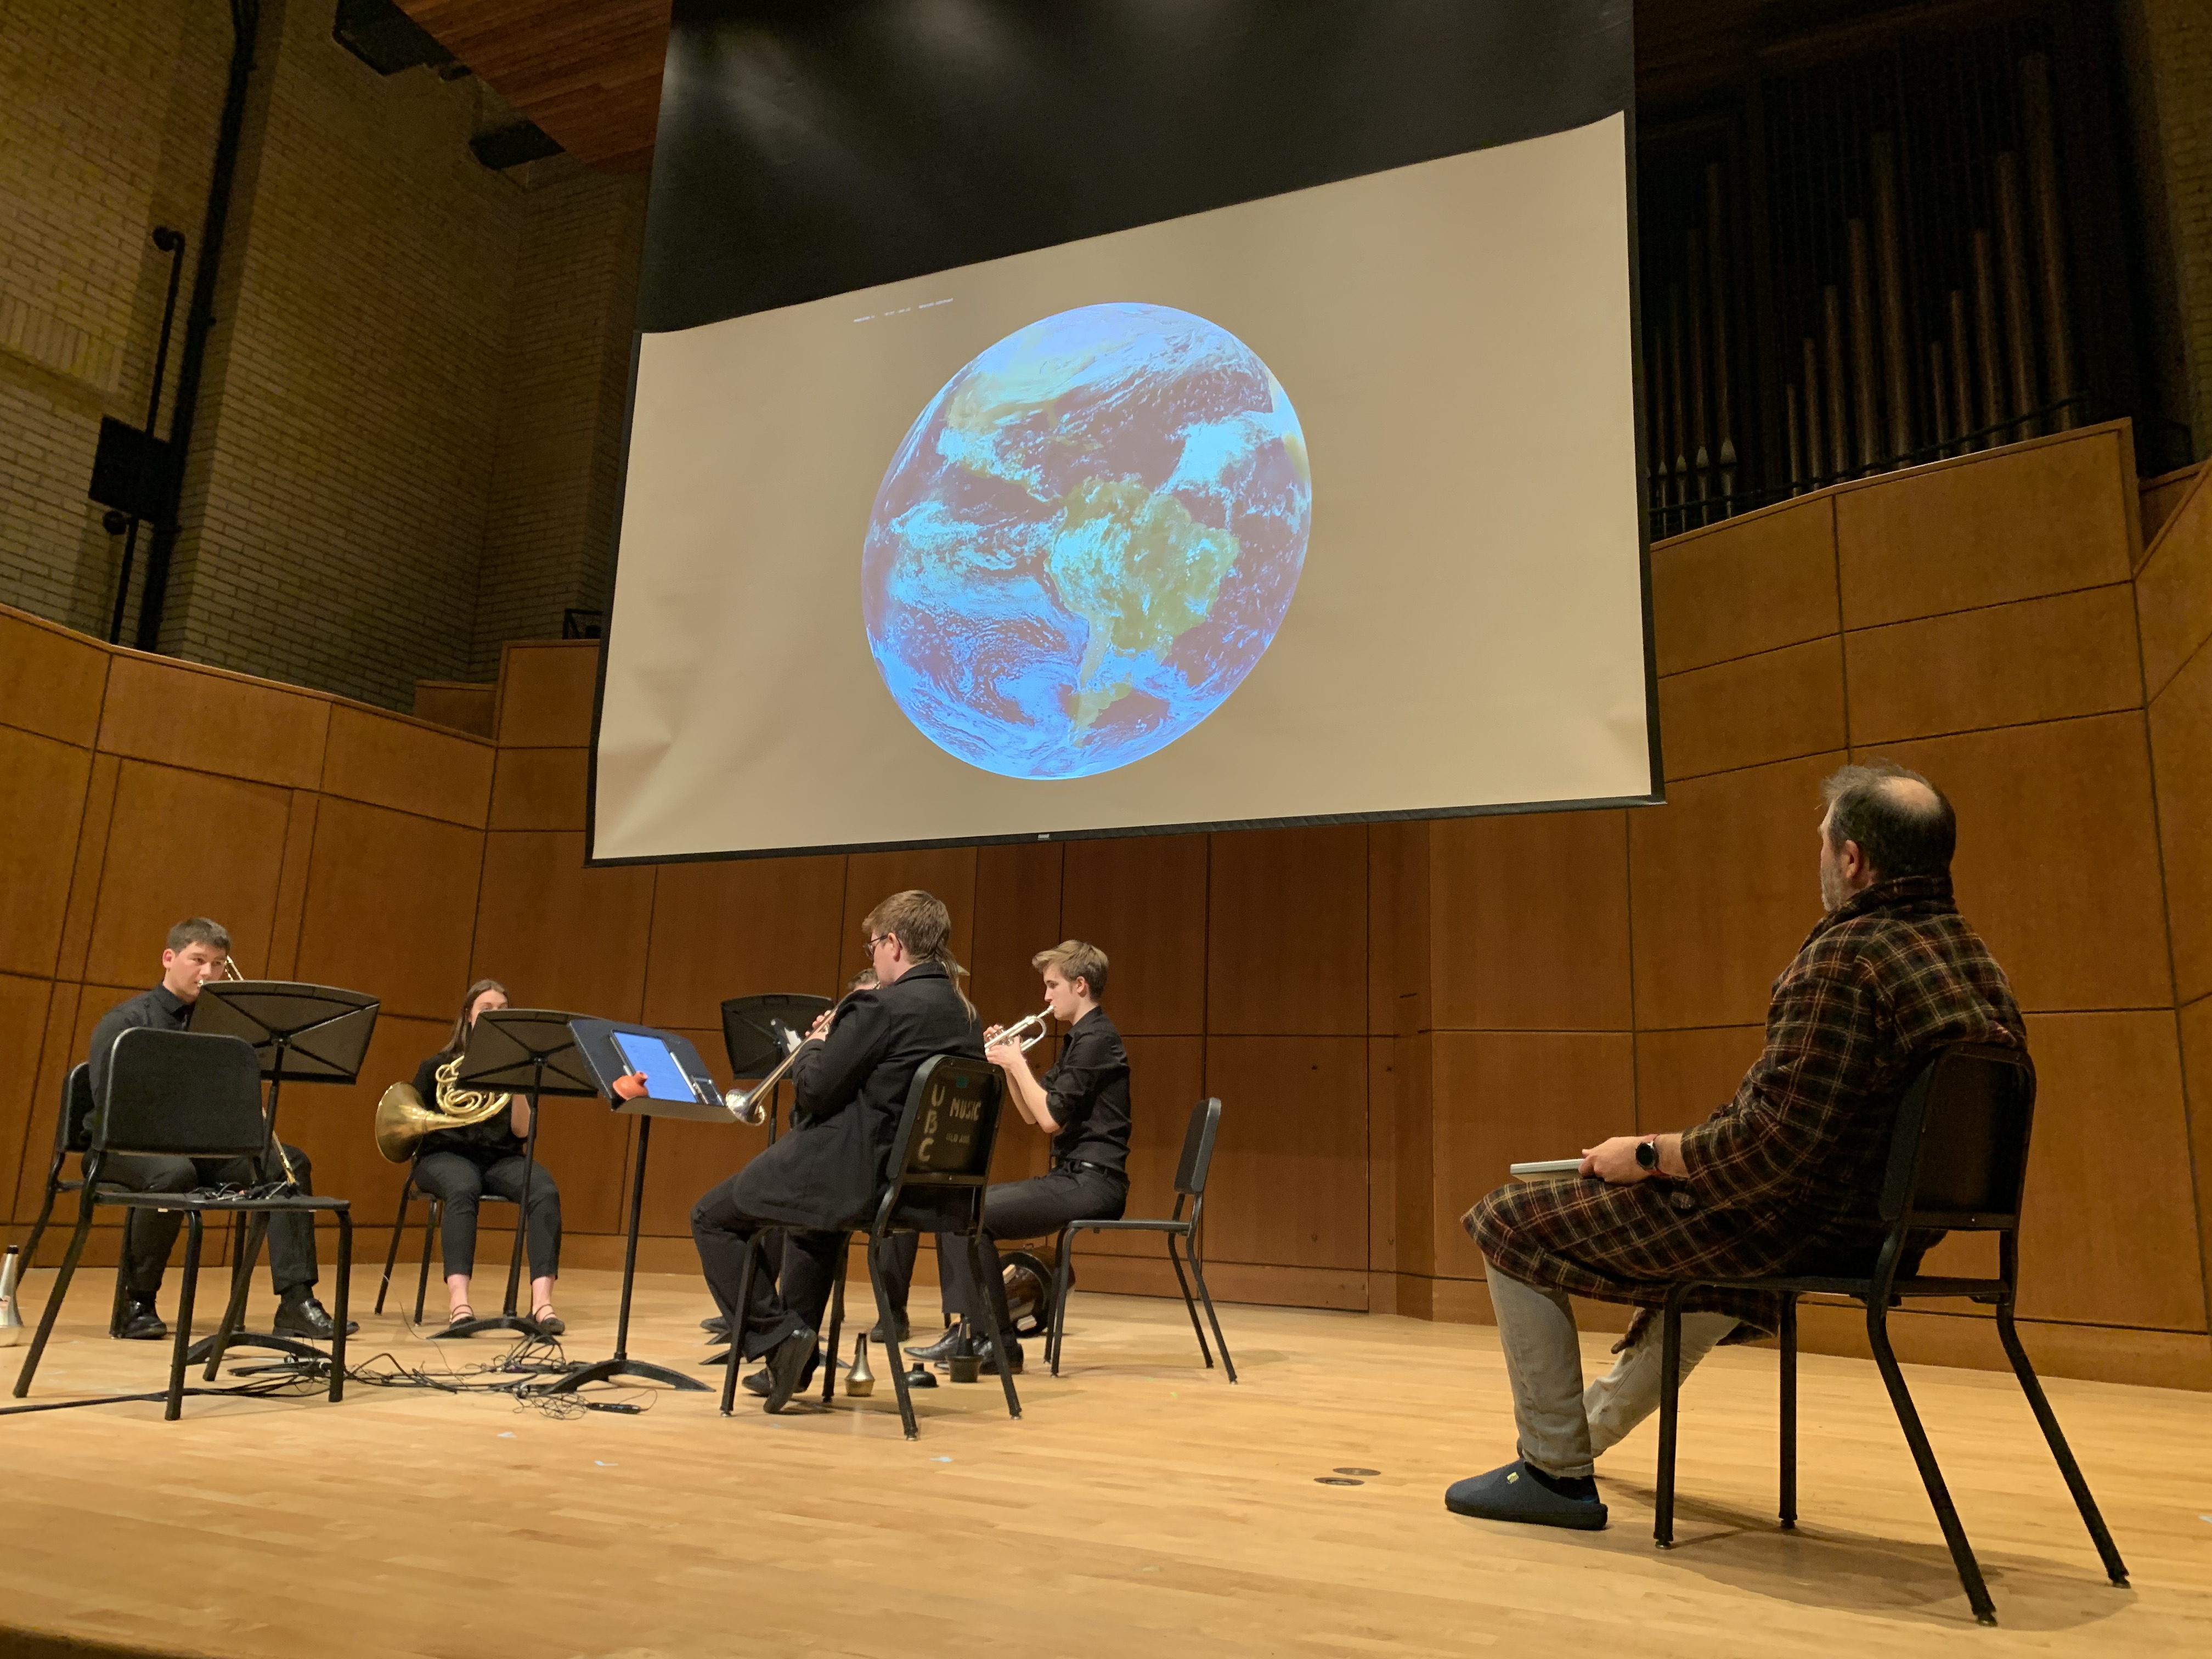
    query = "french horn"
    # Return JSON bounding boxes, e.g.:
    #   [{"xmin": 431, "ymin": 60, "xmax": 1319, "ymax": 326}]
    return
[{"xmin": 374, "ymin": 1054, "xmax": 512, "ymax": 1163}]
